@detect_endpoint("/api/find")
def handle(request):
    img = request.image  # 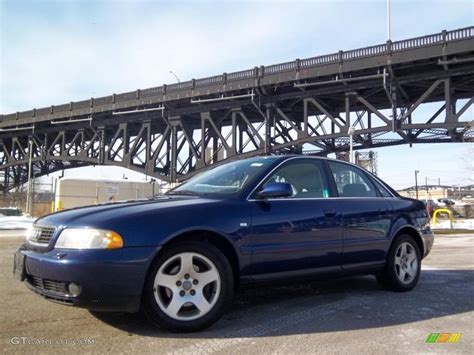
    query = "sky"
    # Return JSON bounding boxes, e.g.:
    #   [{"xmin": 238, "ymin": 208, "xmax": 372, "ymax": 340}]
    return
[{"xmin": 1, "ymin": 0, "xmax": 473, "ymax": 189}]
